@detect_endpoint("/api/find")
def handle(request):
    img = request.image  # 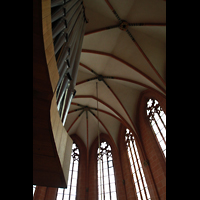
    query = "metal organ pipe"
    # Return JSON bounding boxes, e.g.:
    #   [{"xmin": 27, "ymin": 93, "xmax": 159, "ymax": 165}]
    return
[
  {"xmin": 58, "ymin": 20, "xmax": 84, "ymax": 97},
  {"xmin": 51, "ymin": 0, "xmax": 87, "ymax": 124},
  {"xmin": 59, "ymin": 18, "xmax": 85, "ymax": 121},
  {"xmin": 56, "ymin": 4, "xmax": 83, "ymax": 75},
  {"xmin": 61, "ymin": 19, "xmax": 85, "ymax": 125},
  {"xmin": 51, "ymin": 0, "xmax": 65, "ymax": 8},
  {"xmin": 56, "ymin": 9, "xmax": 83, "ymax": 92}
]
